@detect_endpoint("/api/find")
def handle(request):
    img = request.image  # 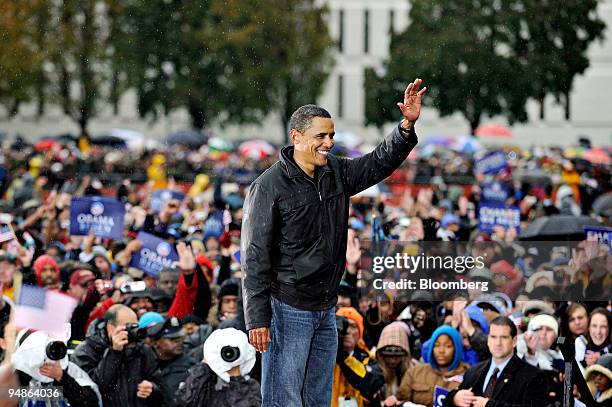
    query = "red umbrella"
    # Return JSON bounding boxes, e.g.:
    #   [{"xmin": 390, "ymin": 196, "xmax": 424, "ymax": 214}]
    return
[
  {"xmin": 582, "ymin": 147, "xmax": 611, "ymax": 165},
  {"xmin": 238, "ymin": 140, "xmax": 275, "ymax": 160},
  {"xmin": 34, "ymin": 138, "xmax": 59, "ymax": 152},
  {"xmin": 475, "ymin": 124, "xmax": 512, "ymax": 138}
]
